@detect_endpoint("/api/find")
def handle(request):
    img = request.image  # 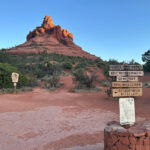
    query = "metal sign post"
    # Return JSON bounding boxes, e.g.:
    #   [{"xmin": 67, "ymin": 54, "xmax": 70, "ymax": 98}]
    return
[{"xmin": 11, "ymin": 72, "xmax": 19, "ymax": 94}]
